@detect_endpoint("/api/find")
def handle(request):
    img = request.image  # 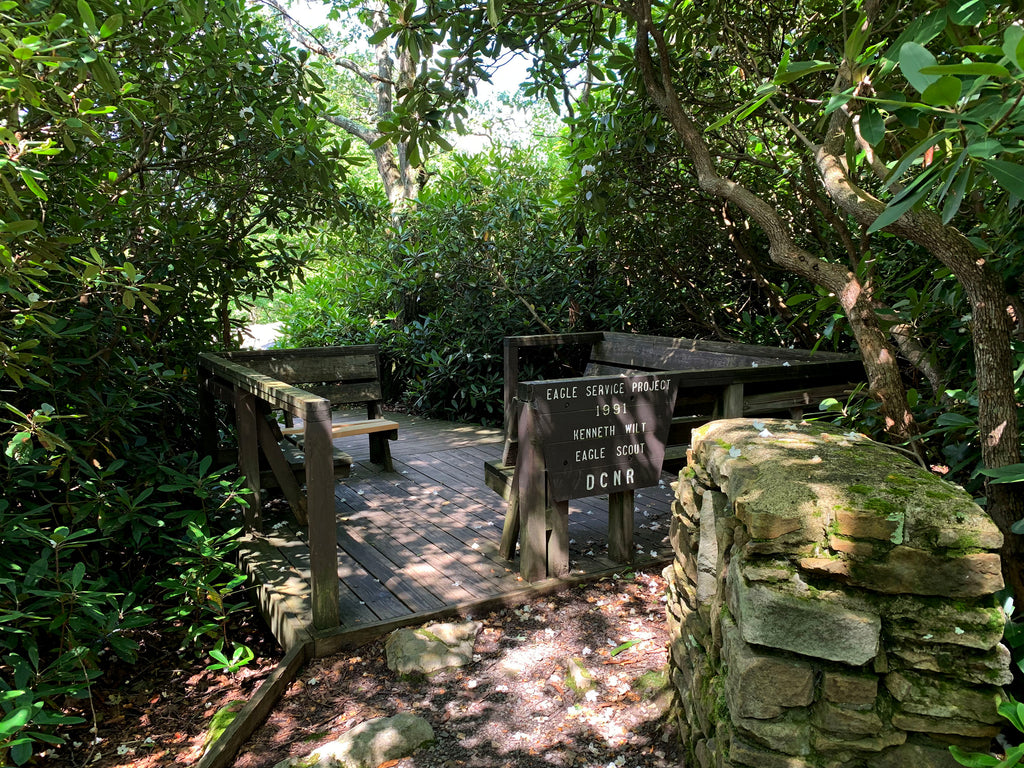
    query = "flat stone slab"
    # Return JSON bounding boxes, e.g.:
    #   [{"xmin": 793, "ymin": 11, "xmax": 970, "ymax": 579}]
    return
[
  {"xmin": 730, "ymin": 560, "xmax": 881, "ymax": 666},
  {"xmin": 272, "ymin": 712, "xmax": 434, "ymax": 768},
  {"xmin": 690, "ymin": 419, "xmax": 1003, "ymax": 596},
  {"xmin": 385, "ymin": 620, "xmax": 482, "ymax": 675}
]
